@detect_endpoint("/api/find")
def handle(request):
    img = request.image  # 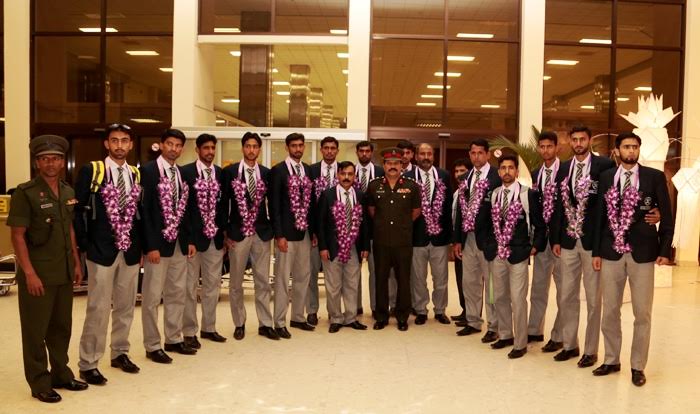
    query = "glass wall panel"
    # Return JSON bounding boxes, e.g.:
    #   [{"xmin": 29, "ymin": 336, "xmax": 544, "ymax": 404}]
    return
[
  {"xmin": 448, "ymin": 0, "xmax": 519, "ymax": 41},
  {"xmin": 107, "ymin": 0, "xmax": 174, "ymax": 33},
  {"xmin": 617, "ymin": 2, "xmax": 682, "ymax": 47},
  {"xmin": 35, "ymin": 0, "xmax": 101, "ymax": 33},
  {"xmin": 545, "ymin": 0, "xmax": 612, "ymax": 43},
  {"xmin": 275, "ymin": 0, "xmax": 348, "ymax": 34},
  {"xmin": 200, "ymin": 0, "xmax": 273, "ymax": 34},
  {"xmin": 270, "ymin": 140, "xmax": 312, "ymax": 166},
  {"xmin": 372, "ymin": 0, "xmax": 444, "ymax": 35}
]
